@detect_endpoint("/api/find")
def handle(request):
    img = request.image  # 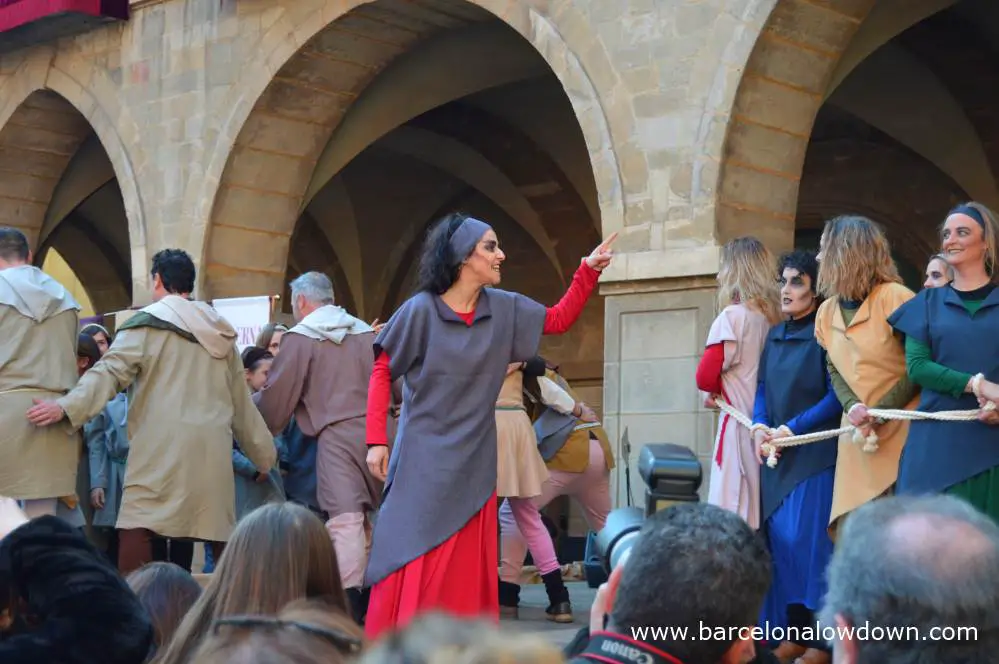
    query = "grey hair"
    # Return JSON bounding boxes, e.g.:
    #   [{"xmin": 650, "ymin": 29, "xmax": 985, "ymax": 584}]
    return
[
  {"xmin": 609, "ymin": 503, "xmax": 770, "ymax": 663},
  {"xmin": 819, "ymin": 494, "xmax": 999, "ymax": 663},
  {"xmin": 289, "ymin": 272, "xmax": 334, "ymax": 306}
]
